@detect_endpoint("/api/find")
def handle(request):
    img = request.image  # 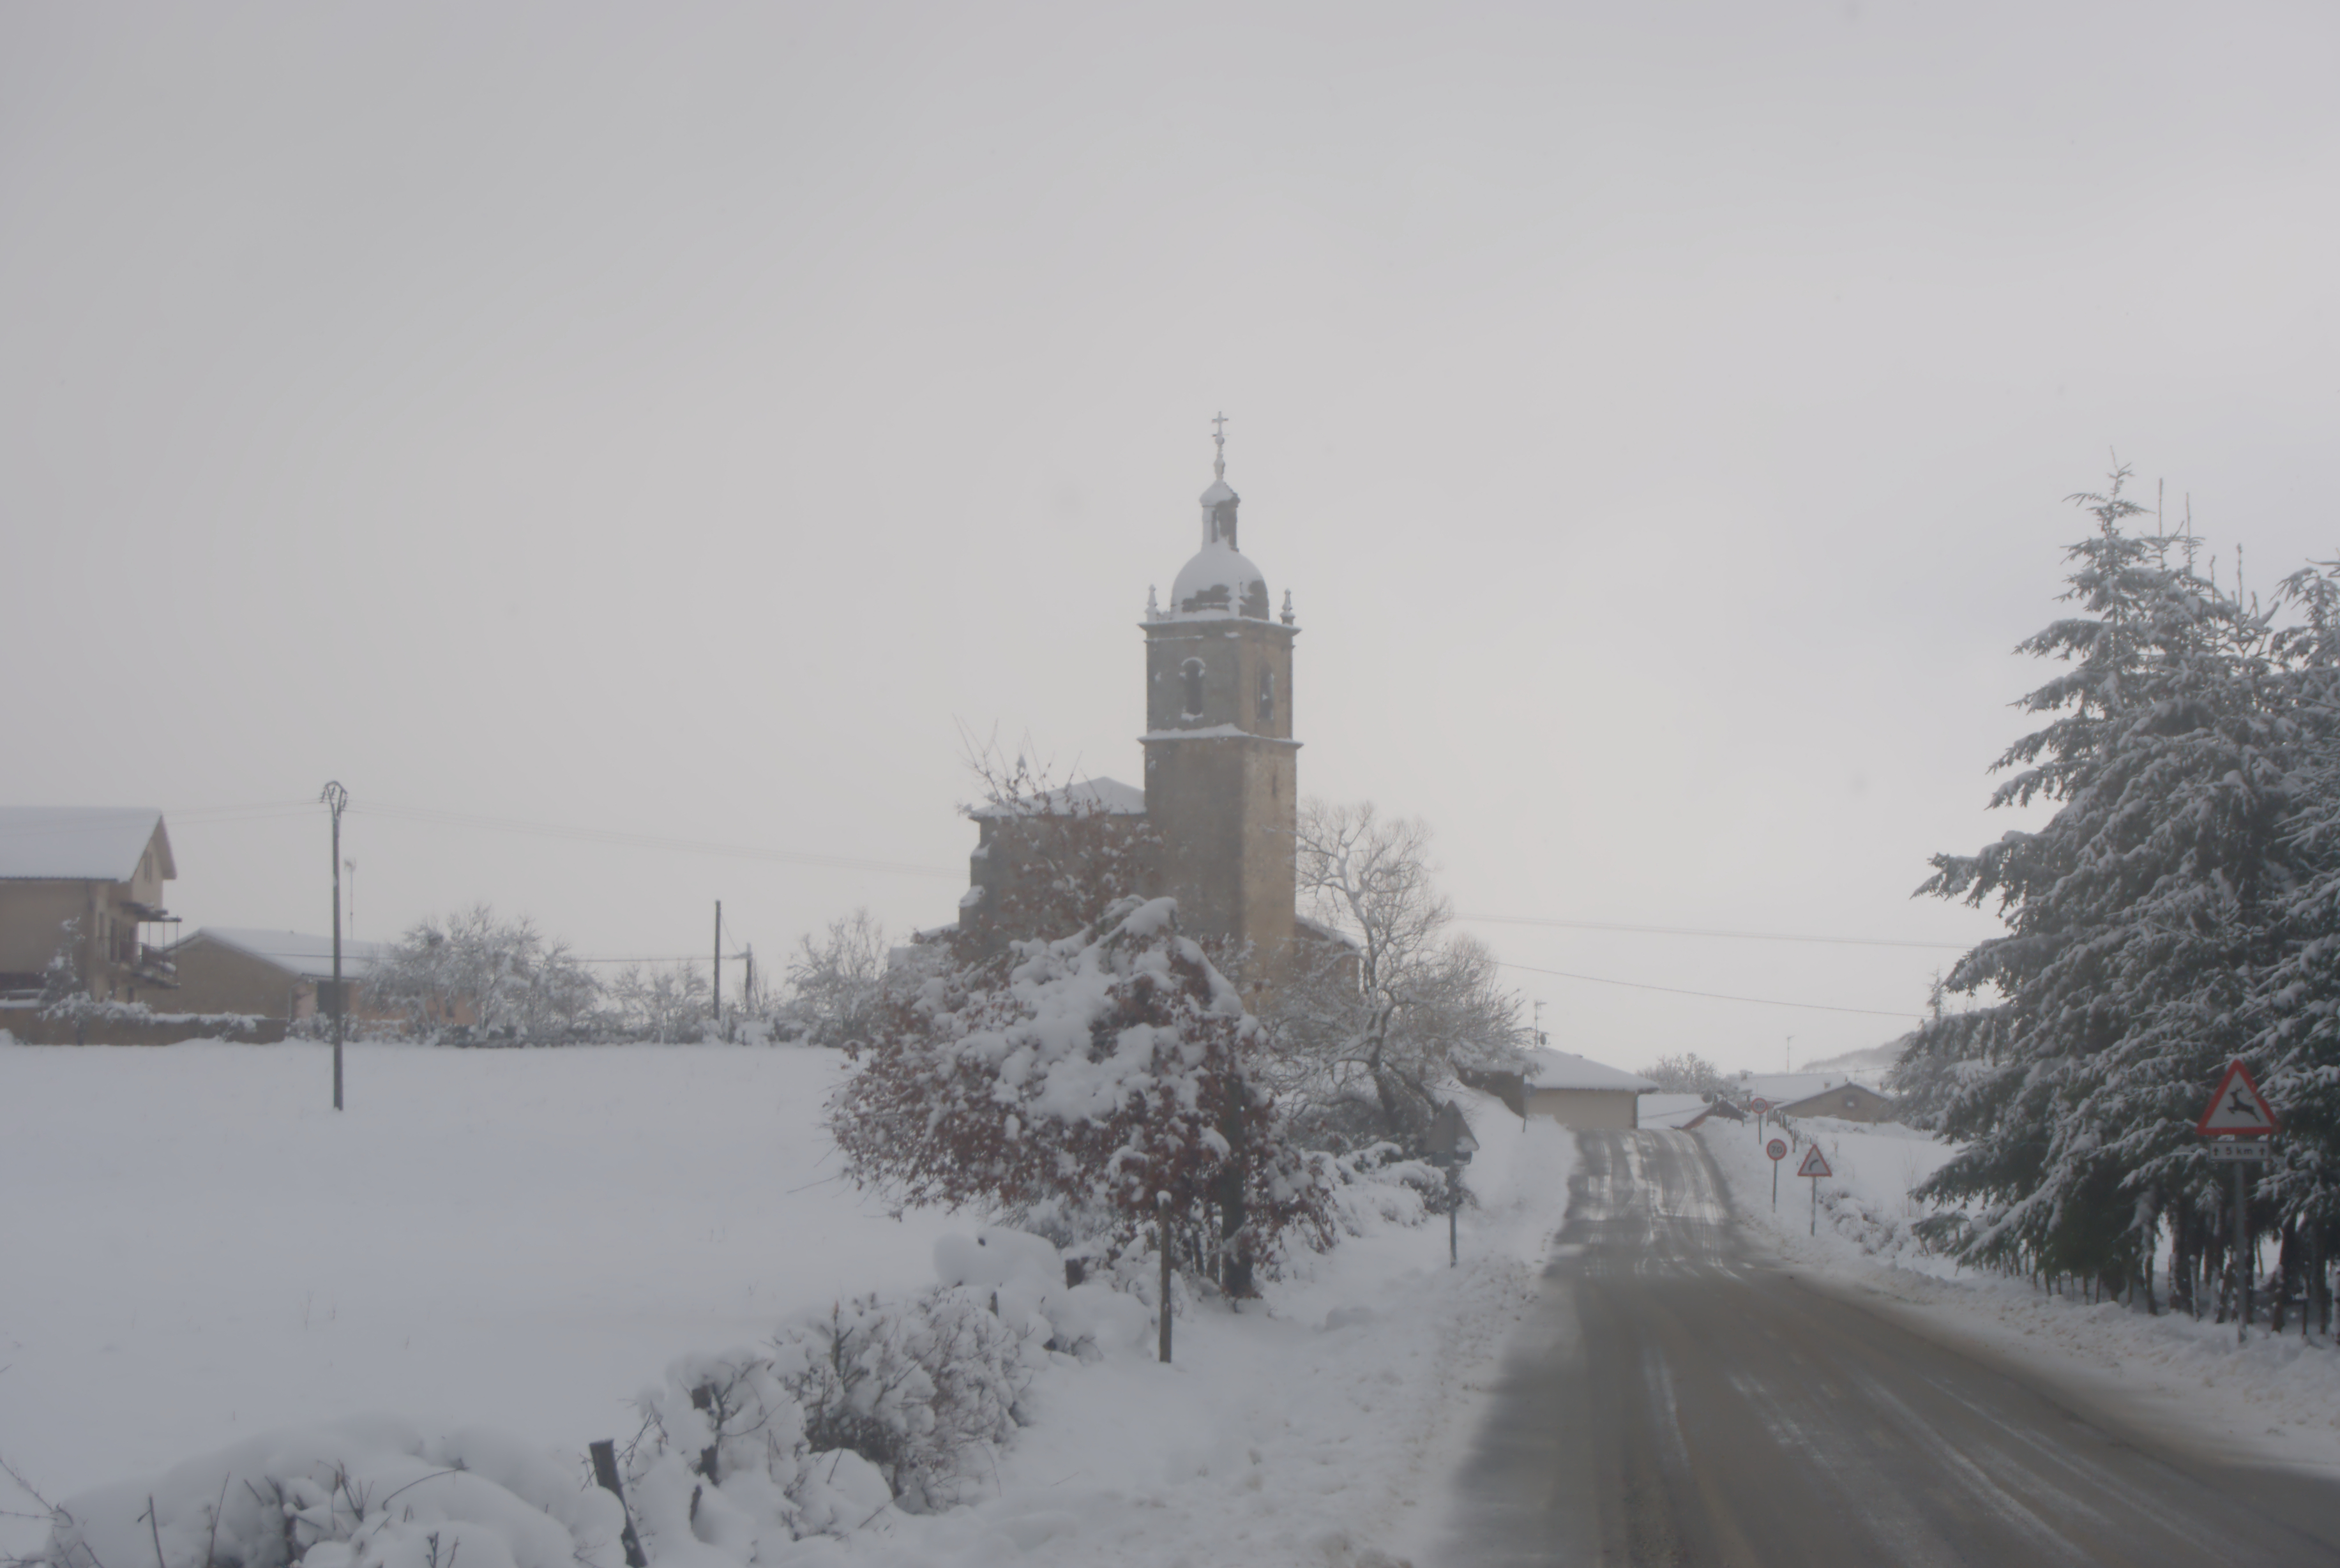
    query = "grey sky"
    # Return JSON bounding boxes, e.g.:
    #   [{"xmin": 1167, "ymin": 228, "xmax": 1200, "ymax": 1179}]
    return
[{"xmin": 6, "ymin": 2, "xmax": 2336, "ymax": 1070}]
